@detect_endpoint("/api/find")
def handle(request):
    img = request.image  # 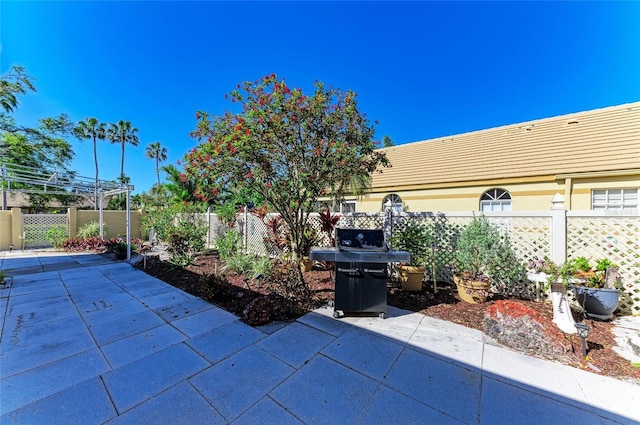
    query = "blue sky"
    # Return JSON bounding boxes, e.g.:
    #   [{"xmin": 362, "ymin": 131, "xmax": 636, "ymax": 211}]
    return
[{"xmin": 2, "ymin": 1, "xmax": 639, "ymax": 194}]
